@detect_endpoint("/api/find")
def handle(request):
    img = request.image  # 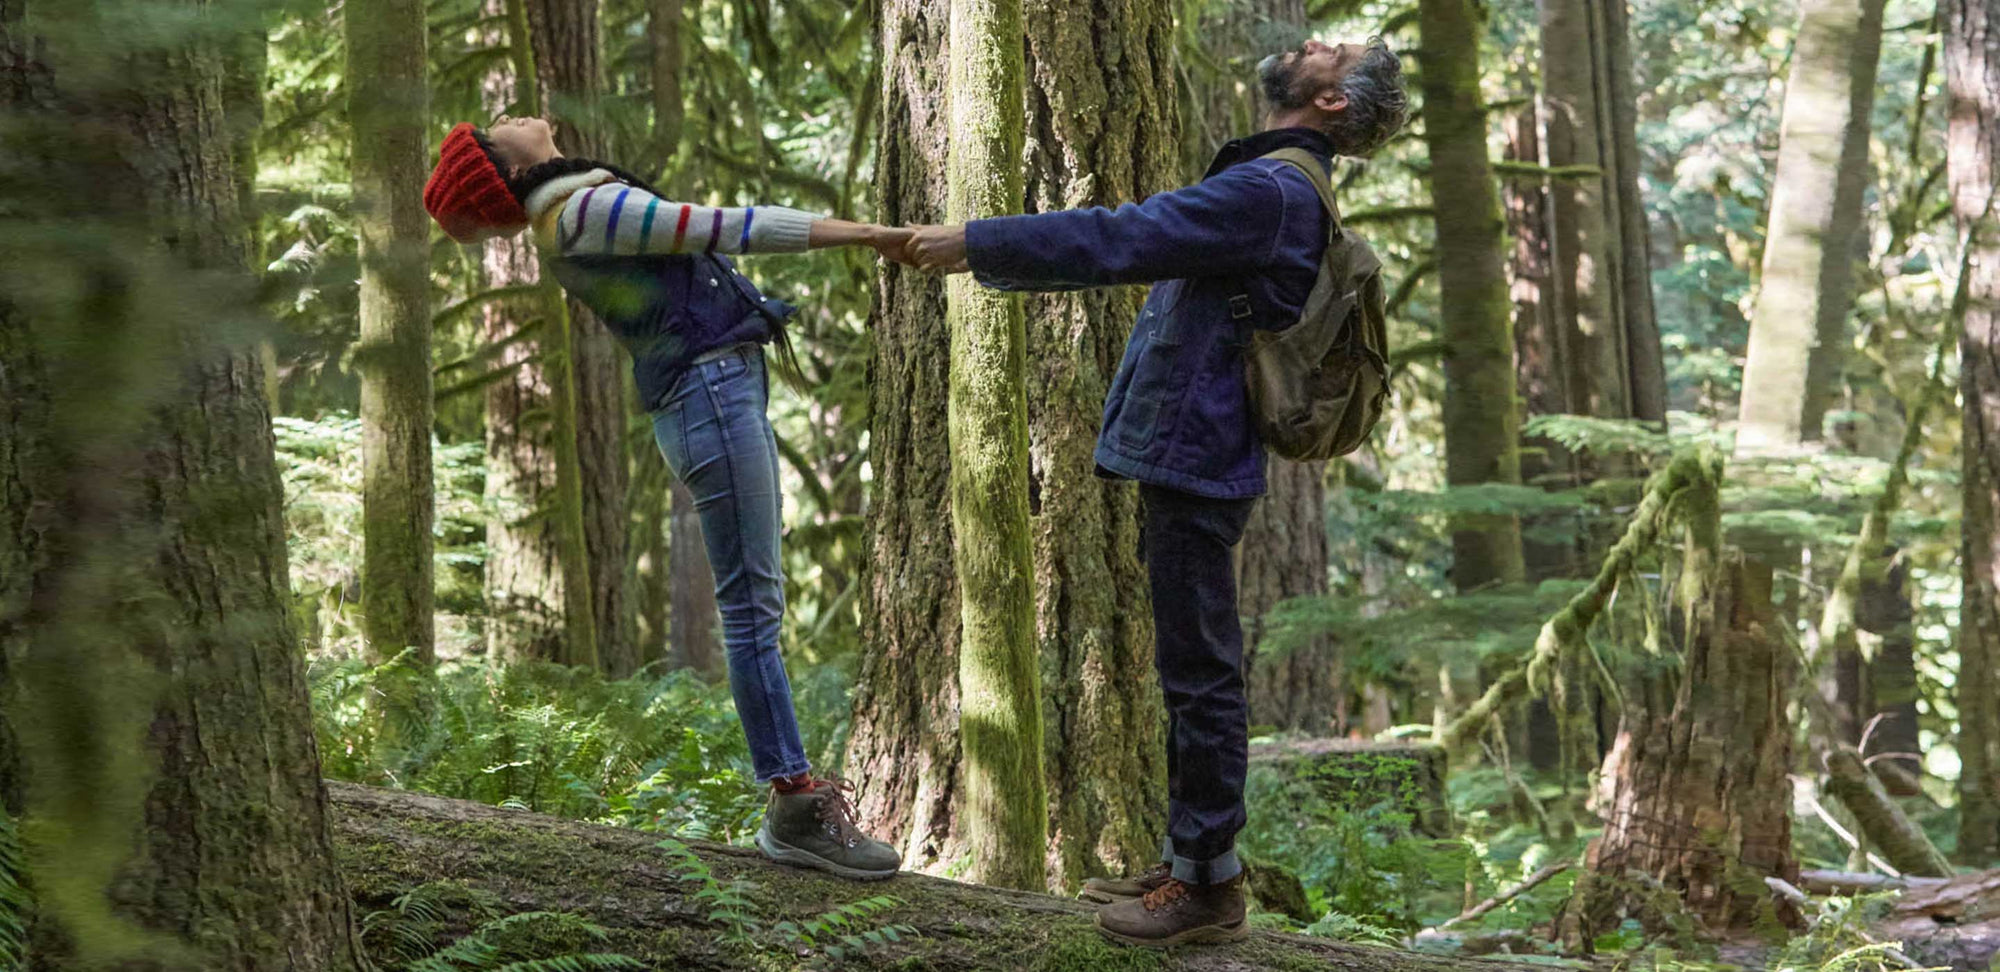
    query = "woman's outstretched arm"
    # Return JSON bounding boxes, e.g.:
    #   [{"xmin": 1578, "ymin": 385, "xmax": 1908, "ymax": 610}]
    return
[{"xmin": 552, "ymin": 181, "xmax": 907, "ymax": 259}]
